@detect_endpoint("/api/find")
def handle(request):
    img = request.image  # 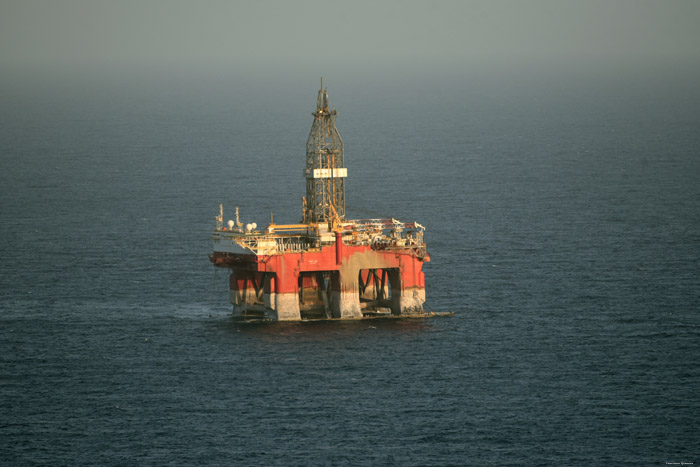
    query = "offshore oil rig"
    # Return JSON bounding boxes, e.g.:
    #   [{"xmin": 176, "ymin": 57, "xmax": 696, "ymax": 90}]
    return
[{"xmin": 210, "ymin": 83, "xmax": 430, "ymax": 320}]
